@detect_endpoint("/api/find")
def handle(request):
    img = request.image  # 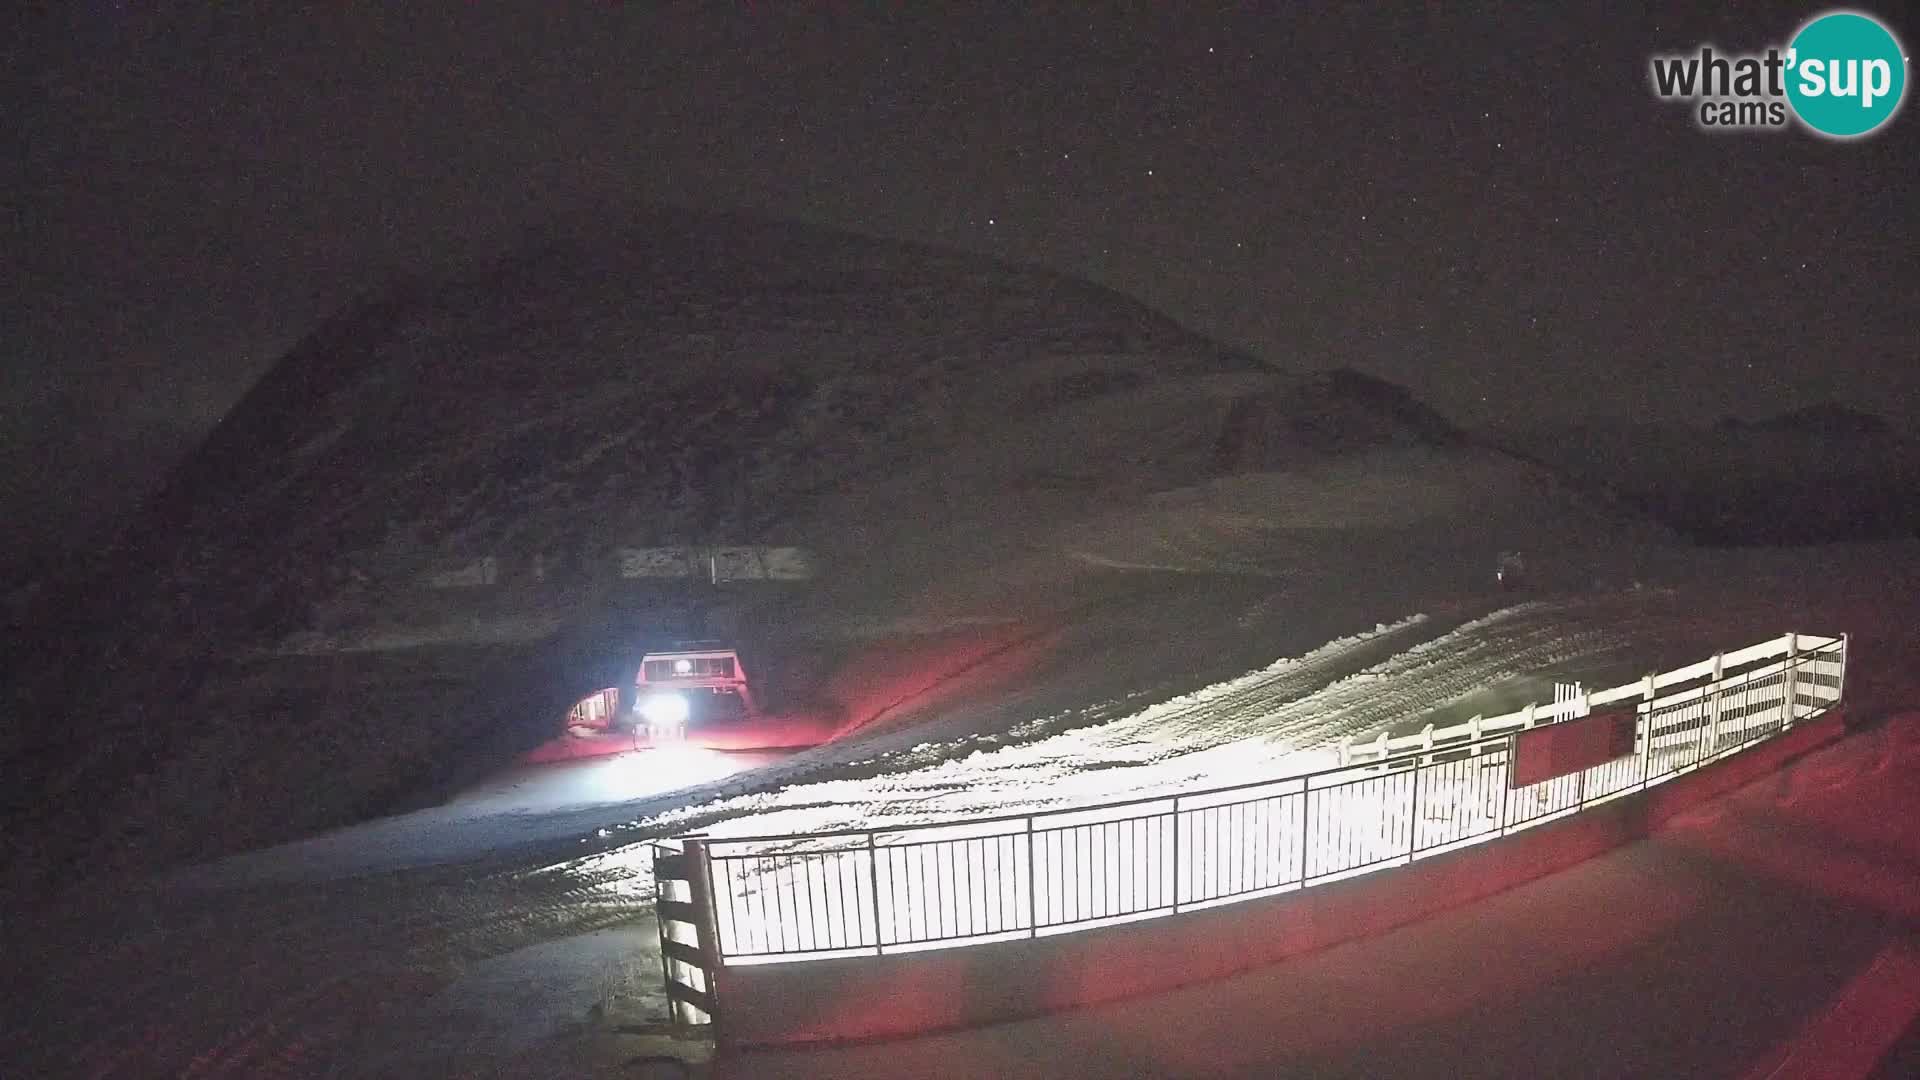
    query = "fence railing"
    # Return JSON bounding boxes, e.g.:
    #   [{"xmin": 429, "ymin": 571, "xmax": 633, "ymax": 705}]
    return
[{"xmin": 673, "ymin": 632, "xmax": 1846, "ymax": 966}]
